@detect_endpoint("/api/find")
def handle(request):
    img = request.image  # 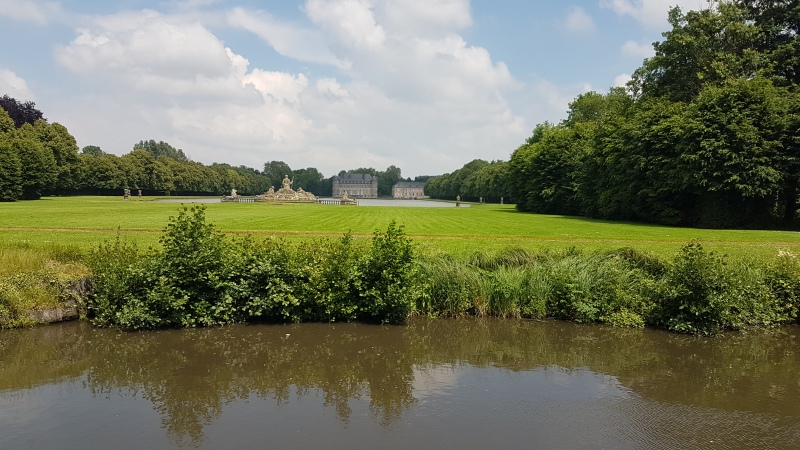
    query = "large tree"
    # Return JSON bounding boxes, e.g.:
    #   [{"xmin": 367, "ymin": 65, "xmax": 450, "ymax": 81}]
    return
[
  {"xmin": 0, "ymin": 95, "xmax": 45, "ymax": 128},
  {"xmin": 263, "ymin": 161, "xmax": 293, "ymax": 189},
  {"xmin": 293, "ymin": 167, "xmax": 327, "ymax": 195},
  {"xmin": 30, "ymin": 121, "xmax": 81, "ymax": 192},
  {"xmin": 0, "ymin": 111, "xmax": 22, "ymax": 201}
]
